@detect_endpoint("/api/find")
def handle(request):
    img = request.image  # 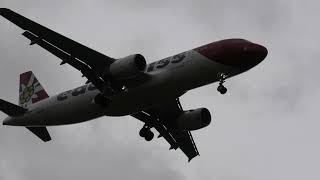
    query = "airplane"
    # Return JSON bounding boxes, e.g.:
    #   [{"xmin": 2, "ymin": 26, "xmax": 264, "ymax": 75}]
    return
[{"xmin": 0, "ymin": 8, "xmax": 268, "ymax": 161}]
